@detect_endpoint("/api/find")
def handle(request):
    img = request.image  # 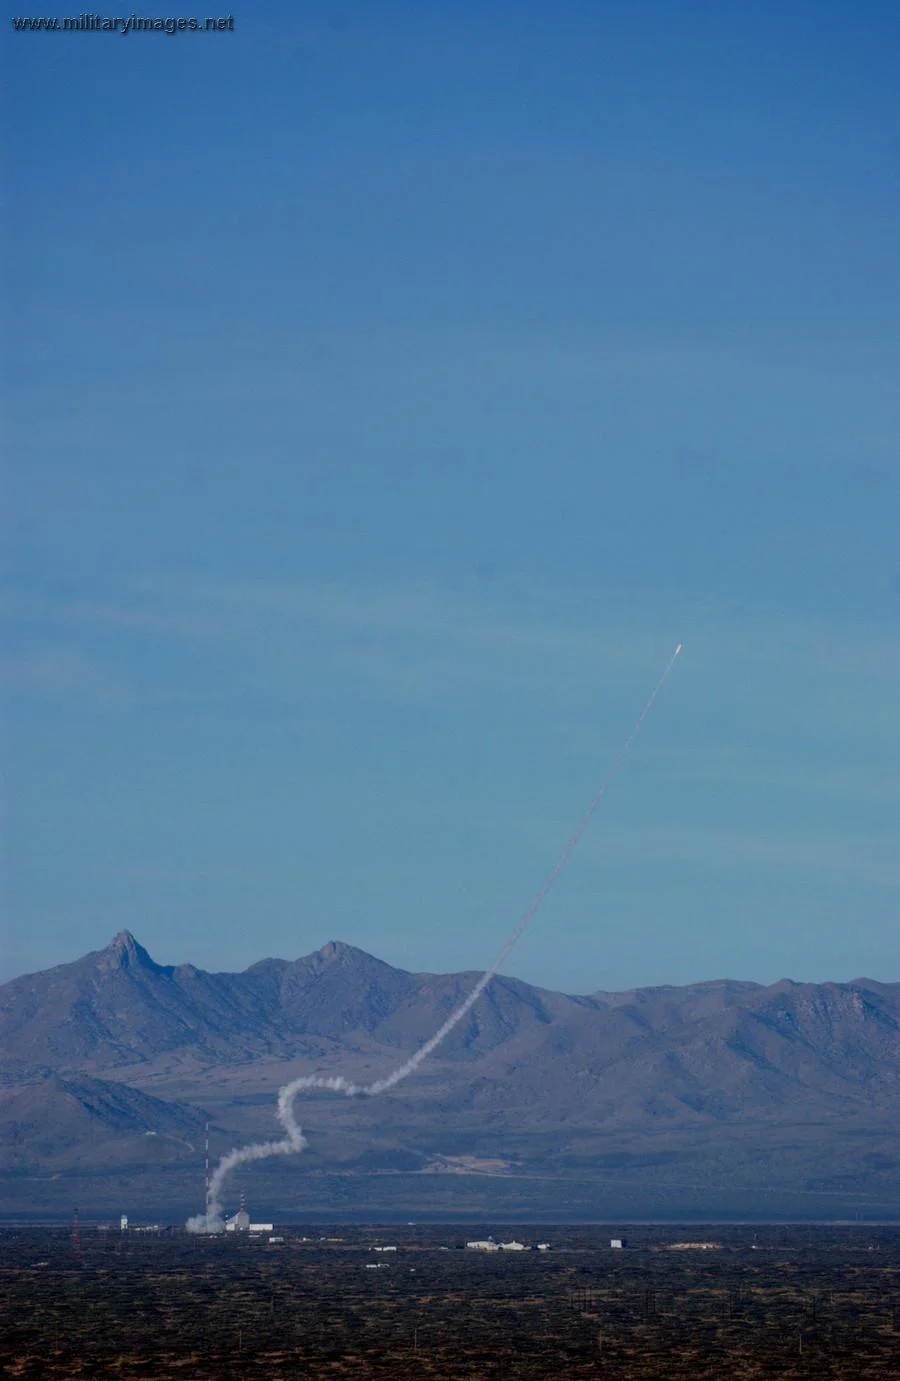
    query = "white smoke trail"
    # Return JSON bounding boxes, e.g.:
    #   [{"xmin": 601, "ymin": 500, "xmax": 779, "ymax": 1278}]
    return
[{"xmin": 187, "ymin": 643, "xmax": 683, "ymax": 1233}]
